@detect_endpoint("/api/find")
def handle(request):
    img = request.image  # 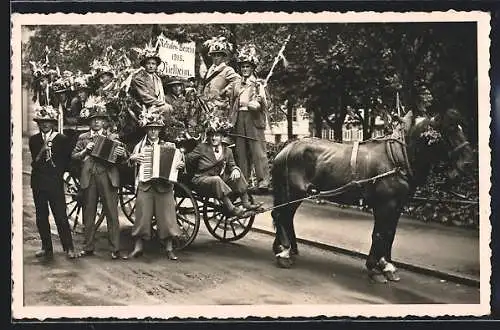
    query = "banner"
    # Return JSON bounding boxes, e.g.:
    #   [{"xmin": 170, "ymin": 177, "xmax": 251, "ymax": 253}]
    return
[{"xmin": 156, "ymin": 33, "xmax": 196, "ymax": 78}]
